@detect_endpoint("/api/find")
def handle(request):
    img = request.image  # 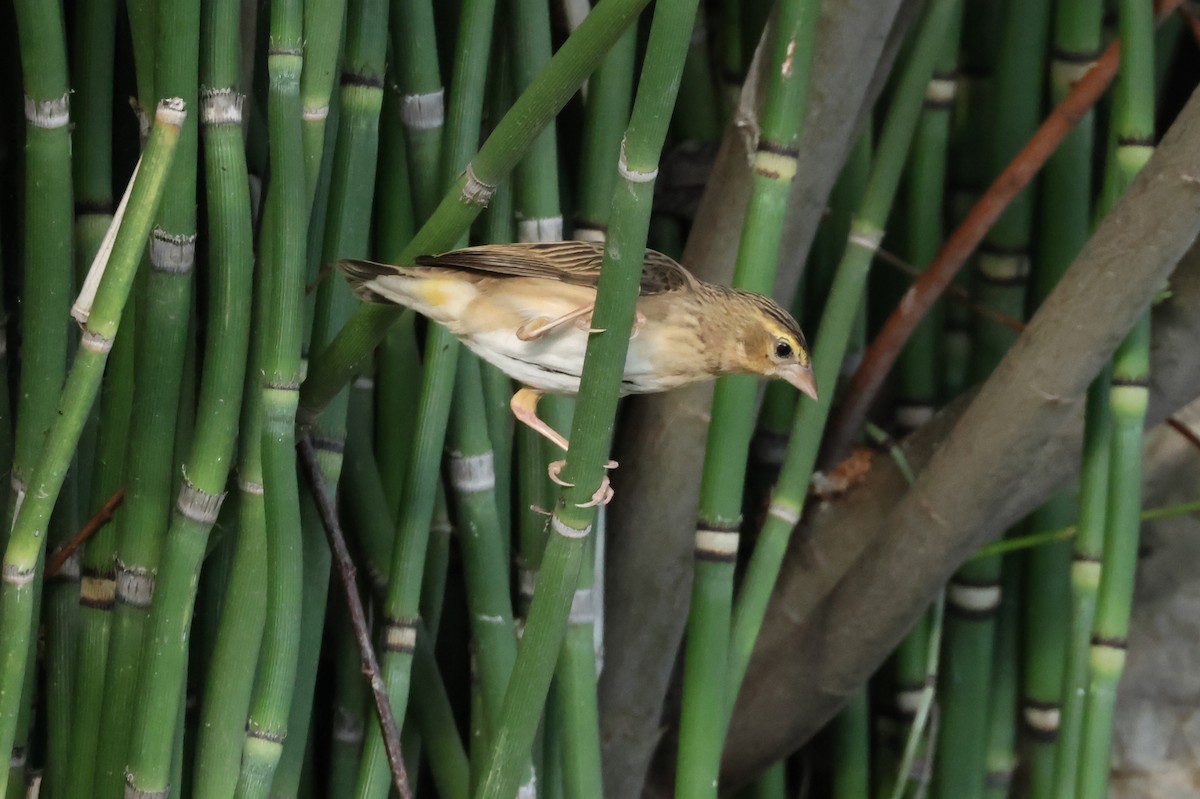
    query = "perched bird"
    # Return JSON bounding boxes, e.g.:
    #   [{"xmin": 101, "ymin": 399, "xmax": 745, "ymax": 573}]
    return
[{"xmin": 340, "ymin": 241, "xmax": 817, "ymax": 506}]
